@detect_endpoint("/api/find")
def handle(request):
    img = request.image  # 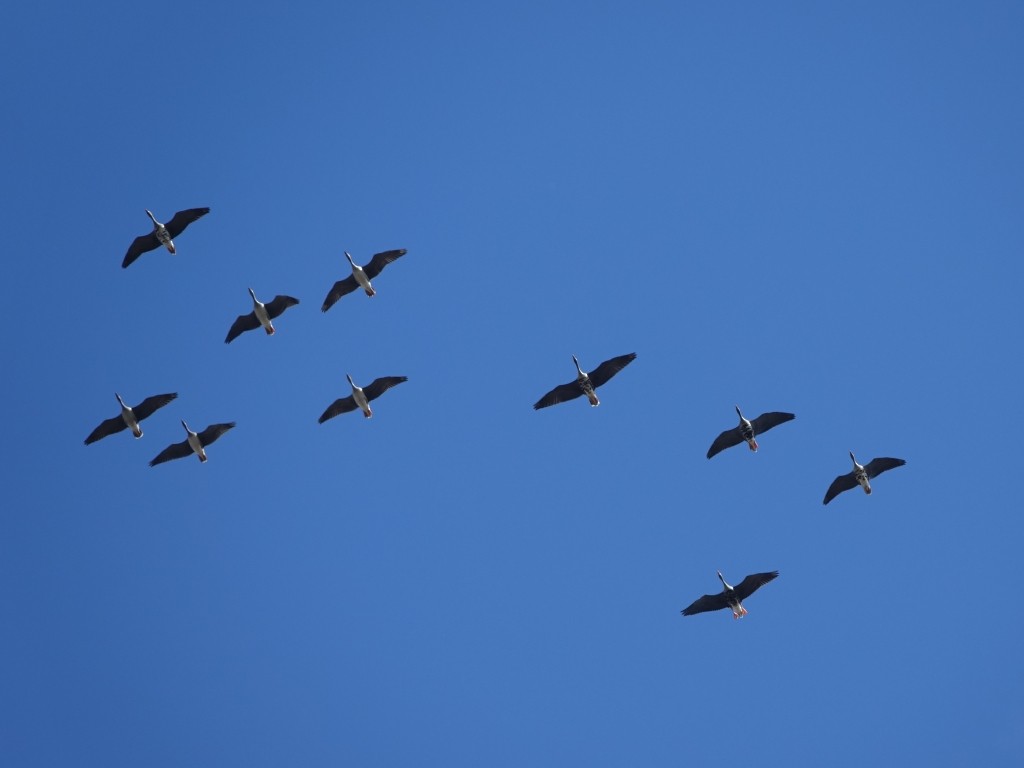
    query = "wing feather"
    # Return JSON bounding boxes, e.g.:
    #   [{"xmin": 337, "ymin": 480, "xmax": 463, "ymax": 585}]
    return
[
  {"xmin": 225, "ymin": 312, "xmax": 261, "ymax": 343},
  {"xmin": 122, "ymin": 233, "xmax": 160, "ymax": 268},
  {"xmin": 750, "ymin": 411, "xmax": 795, "ymax": 436},
  {"xmin": 681, "ymin": 592, "xmax": 730, "ymax": 616},
  {"xmin": 265, "ymin": 295, "xmax": 300, "ymax": 319},
  {"xmin": 706, "ymin": 427, "xmax": 743, "ymax": 459},
  {"xmin": 197, "ymin": 422, "xmax": 235, "ymax": 446},
  {"xmin": 586, "ymin": 352, "xmax": 637, "ymax": 388},
  {"xmin": 149, "ymin": 439, "xmax": 192, "ymax": 466},
  {"xmin": 163, "ymin": 207, "xmax": 210, "ymax": 239},
  {"xmin": 733, "ymin": 571, "xmax": 779, "ymax": 602},
  {"xmin": 321, "ymin": 277, "xmax": 359, "ymax": 312},
  {"xmin": 131, "ymin": 393, "xmax": 178, "ymax": 421},
  {"xmin": 362, "ymin": 376, "xmax": 408, "ymax": 402},
  {"xmin": 823, "ymin": 471, "xmax": 858, "ymax": 505},
  {"xmin": 84, "ymin": 415, "xmax": 128, "ymax": 445},
  {"xmin": 362, "ymin": 249, "xmax": 407, "ymax": 280},
  {"xmin": 865, "ymin": 457, "xmax": 906, "ymax": 479},
  {"xmin": 533, "ymin": 382, "xmax": 583, "ymax": 410},
  {"xmin": 319, "ymin": 396, "xmax": 358, "ymax": 423}
]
